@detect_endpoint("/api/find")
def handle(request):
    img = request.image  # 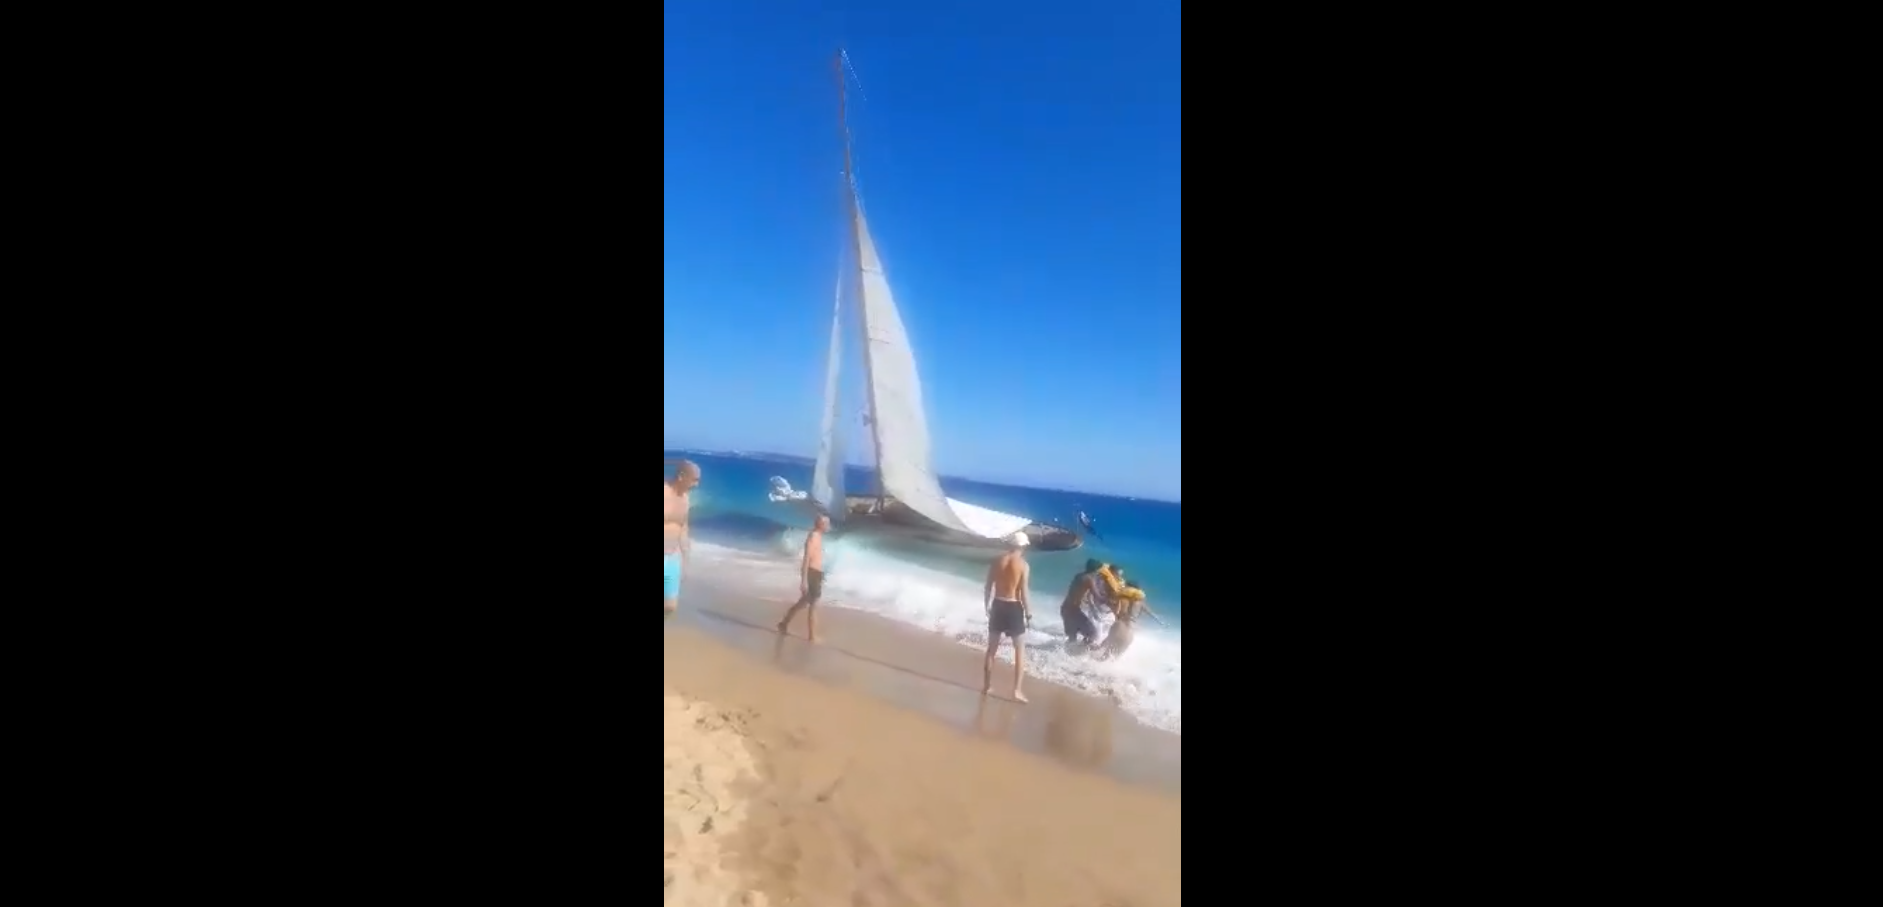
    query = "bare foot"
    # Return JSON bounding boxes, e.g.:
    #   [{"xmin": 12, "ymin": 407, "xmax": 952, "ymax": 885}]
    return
[
  {"xmin": 1011, "ymin": 691, "xmax": 1029, "ymax": 703},
  {"xmin": 775, "ymin": 622, "xmax": 789, "ymax": 636},
  {"xmin": 982, "ymin": 684, "xmax": 994, "ymax": 696},
  {"xmin": 807, "ymin": 634, "xmax": 820, "ymax": 644}
]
